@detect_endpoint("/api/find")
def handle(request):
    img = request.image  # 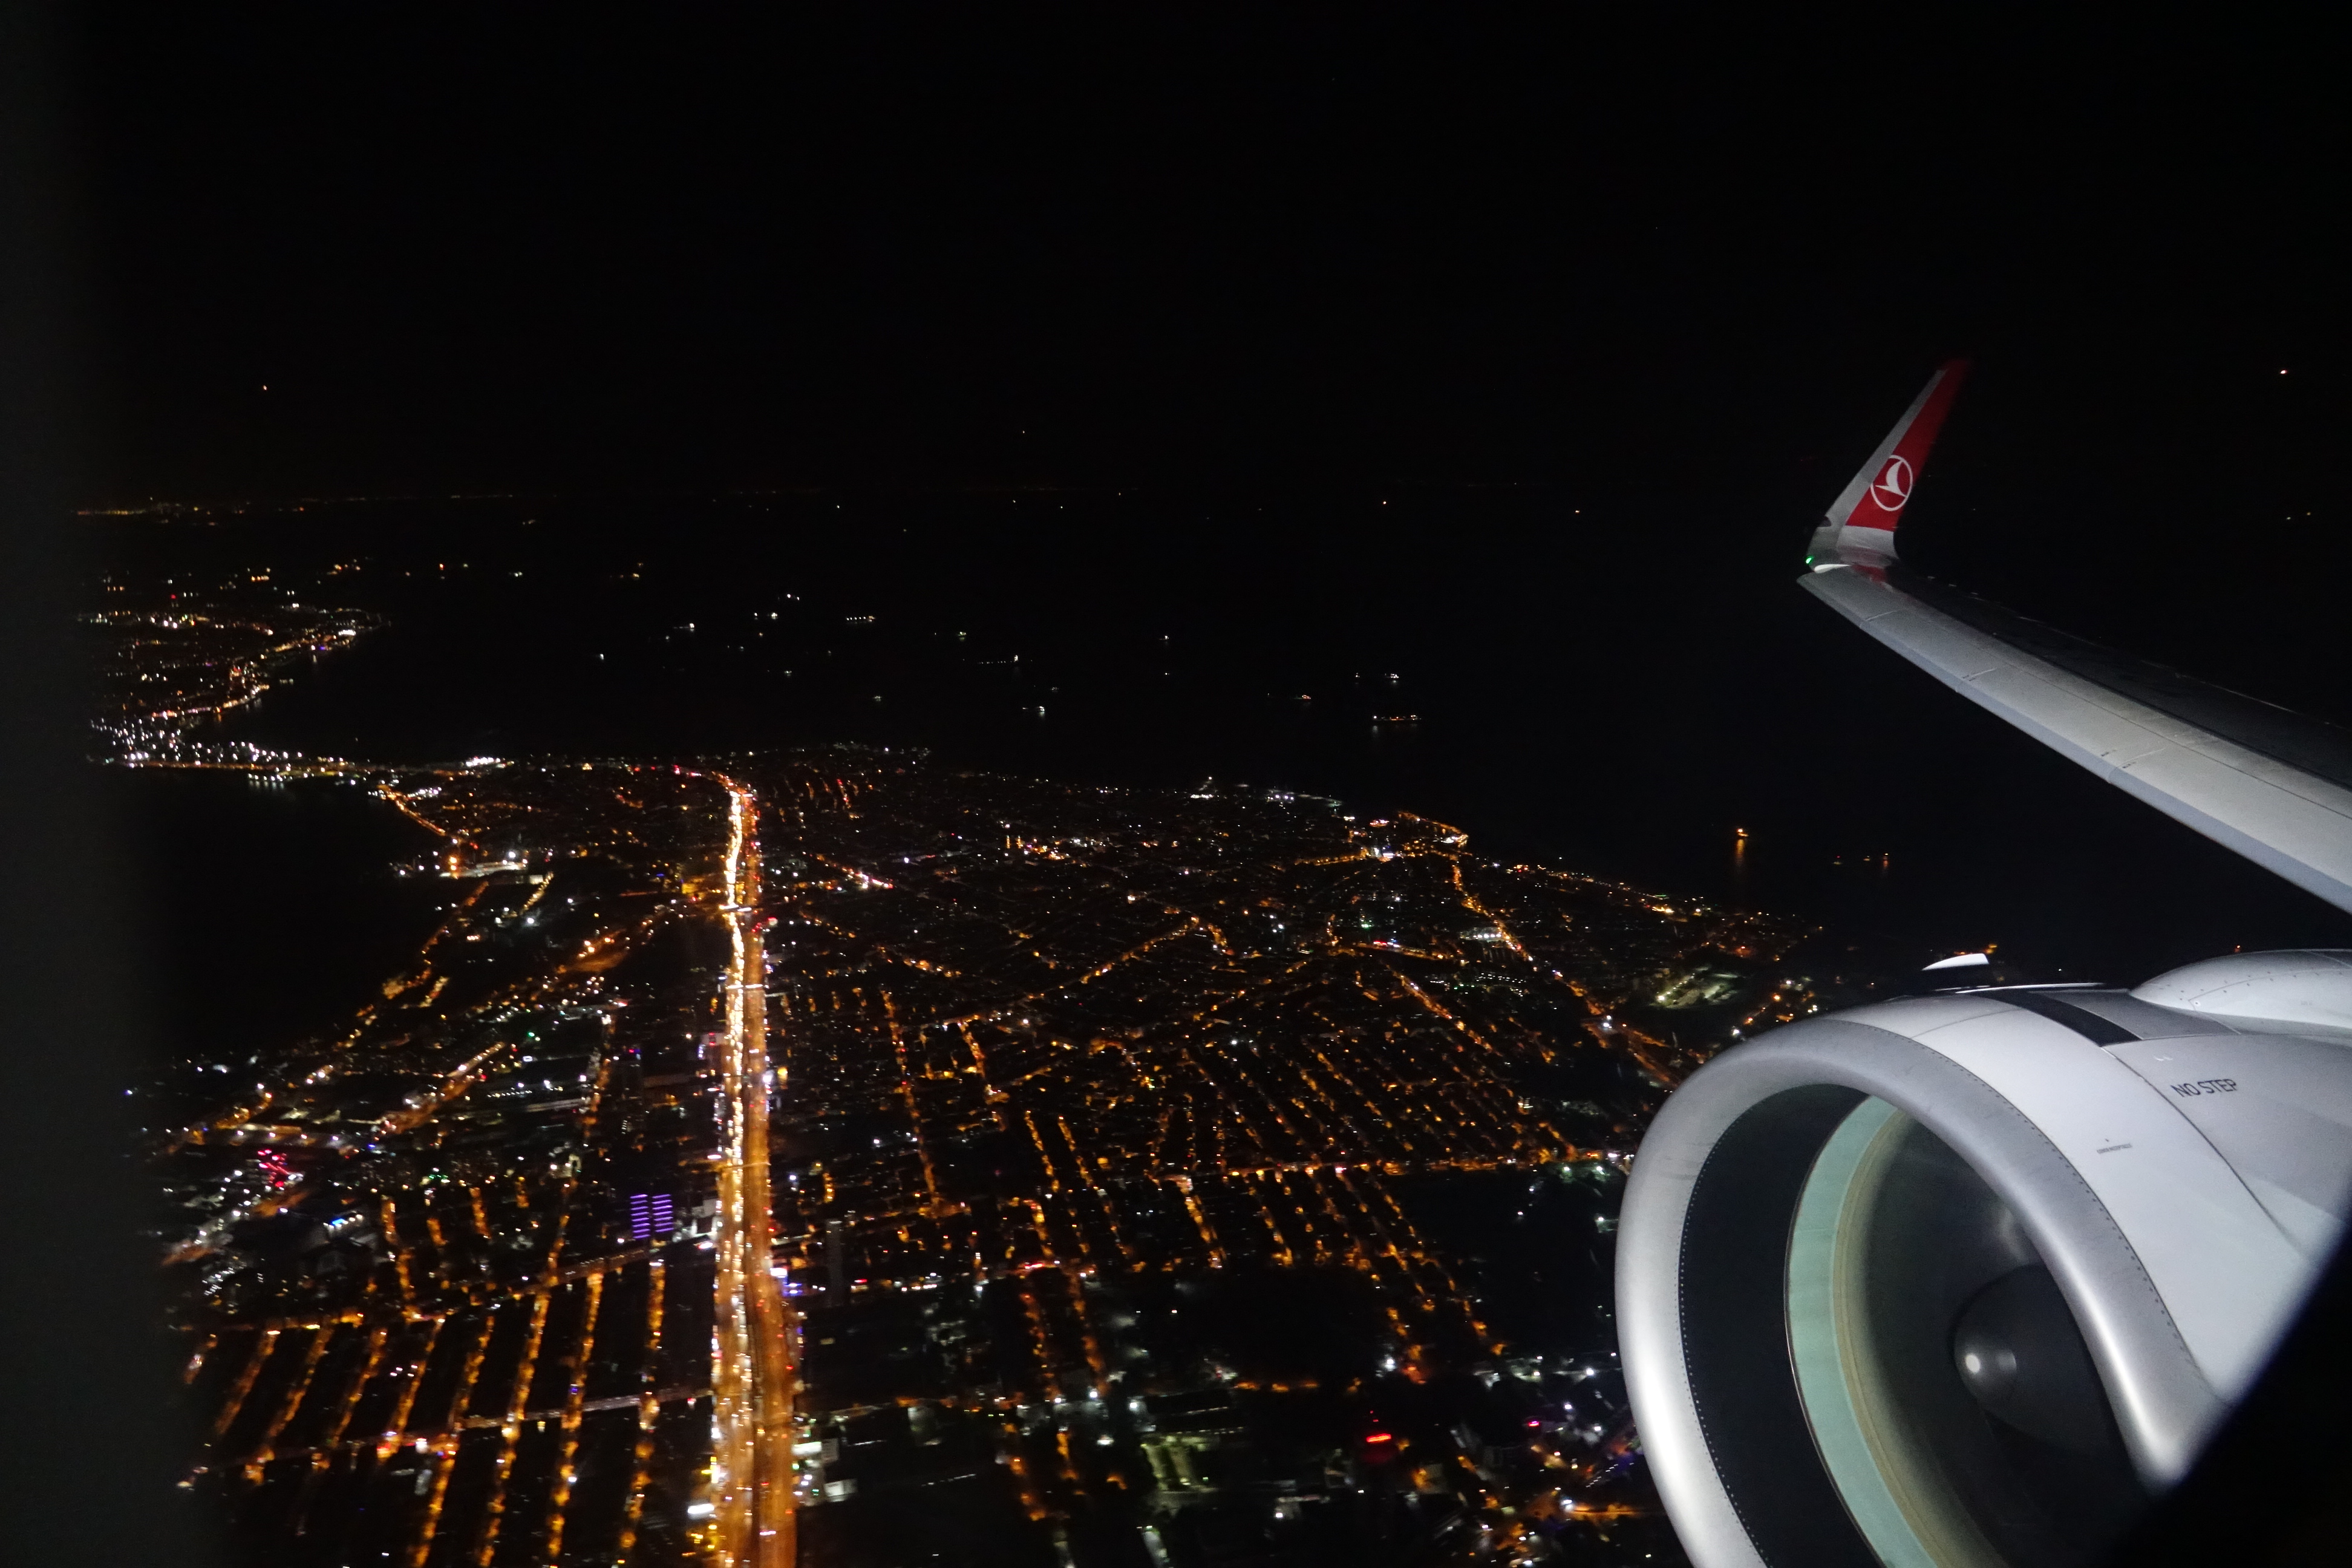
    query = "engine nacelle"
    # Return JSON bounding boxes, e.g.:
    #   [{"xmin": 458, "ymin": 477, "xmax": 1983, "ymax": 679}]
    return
[{"xmin": 1618, "ymin": 953, "xmax": 2352, "ymax": 1567}]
